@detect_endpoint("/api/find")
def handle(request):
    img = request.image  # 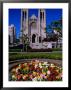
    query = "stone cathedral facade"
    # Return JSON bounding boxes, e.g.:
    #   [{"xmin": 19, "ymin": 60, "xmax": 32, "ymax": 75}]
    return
[{"xmin": 20, "ymin": 9, "xmax": 52, "ymax": 49}]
